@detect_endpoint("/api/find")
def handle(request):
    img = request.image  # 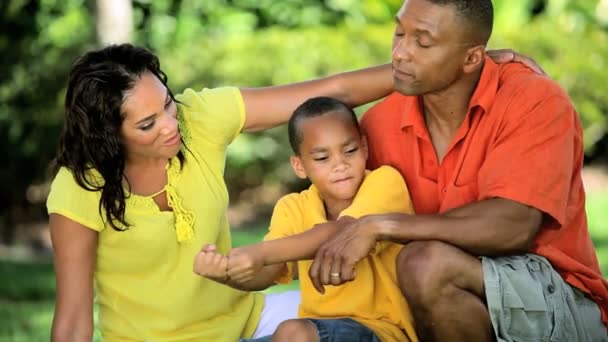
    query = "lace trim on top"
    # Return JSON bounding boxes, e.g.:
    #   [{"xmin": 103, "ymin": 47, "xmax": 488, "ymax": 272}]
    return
[
  {"xmin": 165, "ymin": 158, "xmax": 195, "ymax": 243},
  {"xmin": 126, "ymin": 158, "xmax": 195, "ymax": 243},
  {"xmin": 177, "ymin": 105, "xmax": 192, "ymax": 146}
]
